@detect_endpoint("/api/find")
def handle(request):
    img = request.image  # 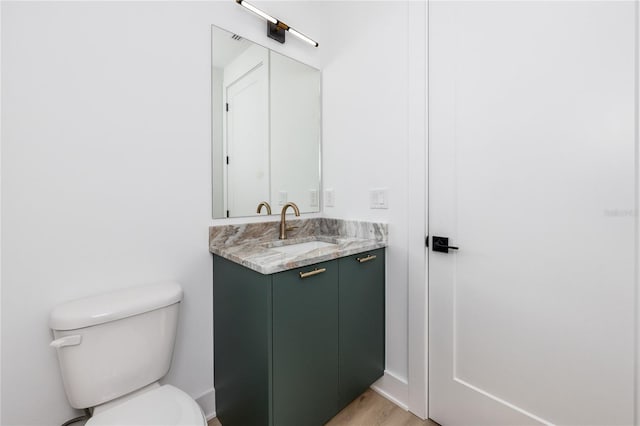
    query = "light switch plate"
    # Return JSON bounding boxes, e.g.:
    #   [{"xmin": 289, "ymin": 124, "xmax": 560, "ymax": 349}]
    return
[
  {"xmin": 325, "ymin": 189, "xmax": 335, "ymax": 207},
  {"xmin": 278, "ymin": 191, "xmax": 288, "ymax": 205},
  {"xmin": 369, "ymin": 188, "xmax": 388, "ymax": 209}
]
